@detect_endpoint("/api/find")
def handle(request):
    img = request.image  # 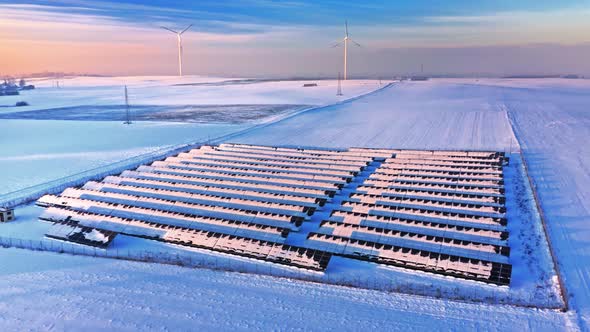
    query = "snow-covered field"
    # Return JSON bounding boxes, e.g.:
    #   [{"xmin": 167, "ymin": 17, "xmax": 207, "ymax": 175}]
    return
[
  {"xmin": 1, "ymin": 150, "xmax": 561, "ymax": 308},
  {"xmin": 1, "ymin": 77, "xmax": 589, "ymax": 330},
  {"xmin": 0, "ymin": 75, "xmax": 382, "ymax": 113},
  {"xmin": 0, "ymin": 76, "xmax": 383, "ymax": 195},
  {"xmin": 0, "ymin": 247, "xmax": 572, "ymax": 331},
  {"xmin": 0, "ymin": 120, "xmax": 248, "ymax": 195},
  {"xmin": 234, "ymin": 80, "xmax": 517, "ymax": 150}
]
